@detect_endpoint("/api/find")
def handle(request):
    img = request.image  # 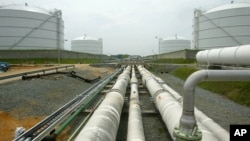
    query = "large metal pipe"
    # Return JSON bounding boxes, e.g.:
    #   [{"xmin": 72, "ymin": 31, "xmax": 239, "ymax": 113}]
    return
[
  {"xmin": 196, "ymin": 45, "xmax": 250, "ymax": 66},
  {"xmin": 153, "ymin": 75, "xmax": 228, "ymax": 141},
  {"xmin": 127, "ymin": 66, "xmax": 145, "ymax": 141},
  {"xmin": 75, "ymin": 66, "xmax": 131, "ymax": 141},
  {"xmin": 137, "ymin": 65, "xmax": 187, "ymax": 140},
  {"xmin": 179, "ymin": 69, "xmax": 250, "ymax": 141},
  {"xmin": 137, "ymin": 66, "xmax": 230, "ymax": 141}
]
